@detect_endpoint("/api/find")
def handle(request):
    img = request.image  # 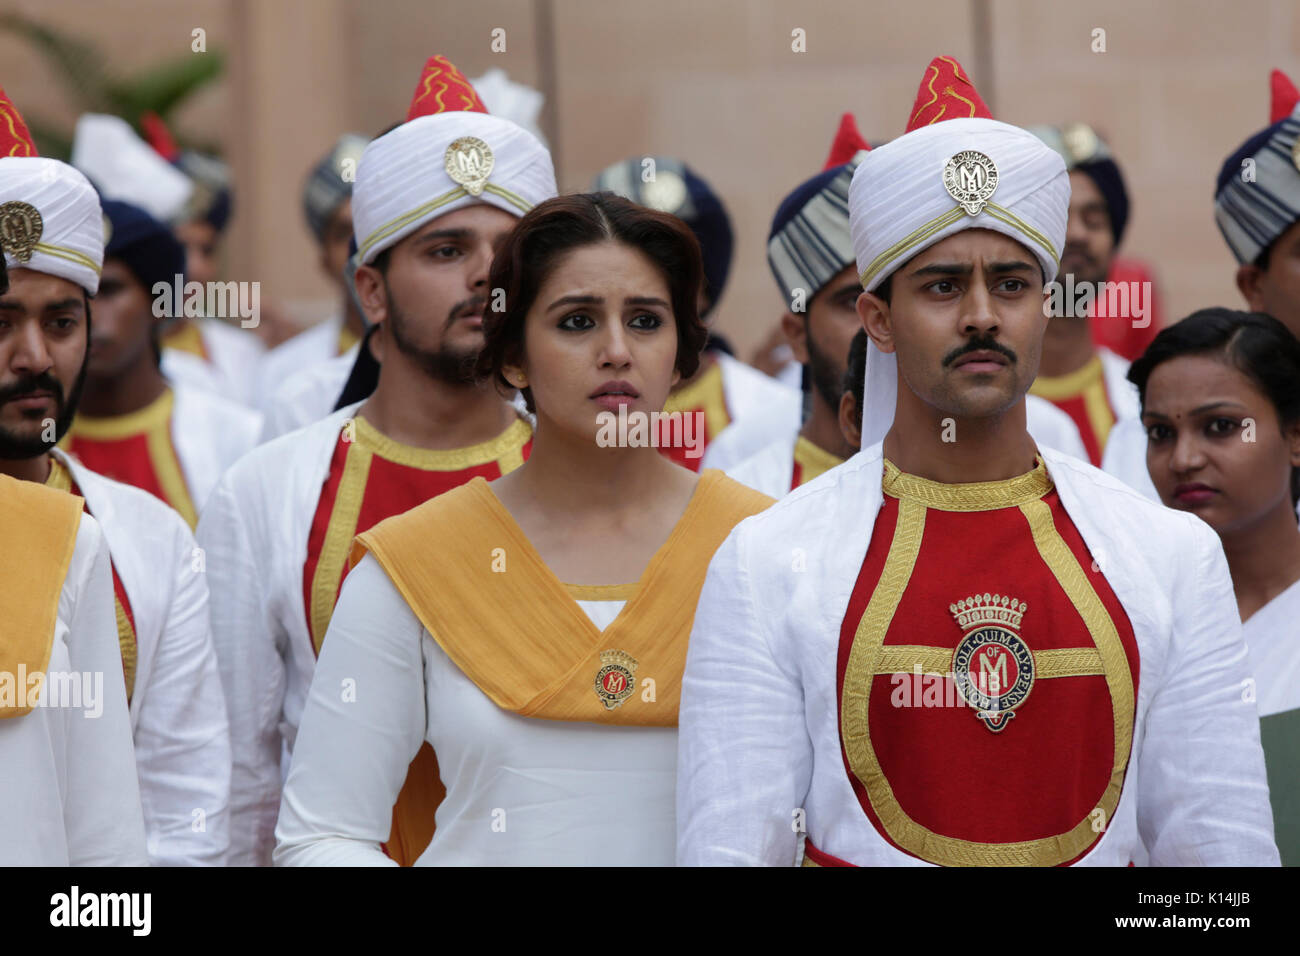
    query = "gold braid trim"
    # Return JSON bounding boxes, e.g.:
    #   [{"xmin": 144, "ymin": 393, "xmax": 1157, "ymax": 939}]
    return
[
  {"xmin": 875, "ymin": 644, "xmax": 1102, "ymax": 678},
  {"xmin": 883, "ymin": 456, "xmax": 1051, "ymax": 511},
  {"xmin": 839, "ymin": 492, "xmax": 1134, "ymax": 866}
]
